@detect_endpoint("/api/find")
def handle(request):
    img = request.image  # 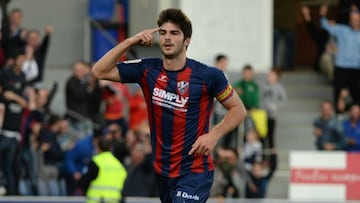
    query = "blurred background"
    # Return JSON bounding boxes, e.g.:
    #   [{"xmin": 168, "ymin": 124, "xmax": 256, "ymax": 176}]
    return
[{"xmin": 0, "ymin": 0, "xmax": 359, "ymax": 202}]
